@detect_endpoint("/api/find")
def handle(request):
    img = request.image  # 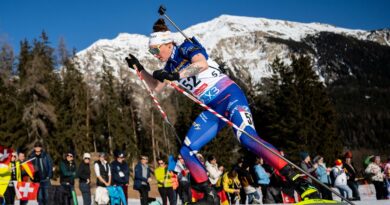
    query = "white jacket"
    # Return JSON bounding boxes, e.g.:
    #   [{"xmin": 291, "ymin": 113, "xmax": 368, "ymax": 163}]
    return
[
  {"xmin": 332, "ymin": 166, "xmax": 347, "ymax": 186},
  {"xmin": 205, "ymin": 161, "xmax": 223, "ymax": 185},
  {"xmin": 95, "ymin": 186, "xmax": 109, "ymax": 204},
  {"xmin": 365, "ymin": 162, "xmax": 384, "ymax": 182}
]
